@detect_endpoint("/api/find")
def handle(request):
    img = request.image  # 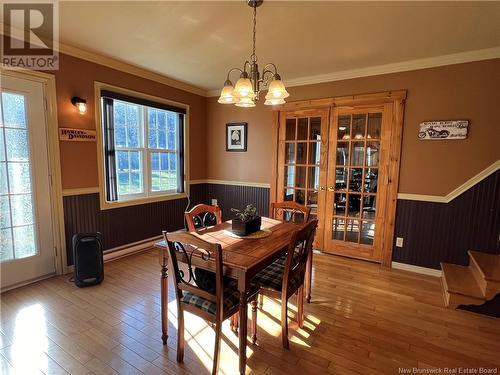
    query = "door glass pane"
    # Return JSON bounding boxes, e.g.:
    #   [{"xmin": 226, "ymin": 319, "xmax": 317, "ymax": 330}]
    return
[
  {"xmin": 367, "ymin": 113, "xmax": 382, "ymax": 139},
  {"xmin": 0, "ymin": 228, "xmax": 14, "ymax": 261},
  {"xmin": 297, "ymin": 118, "xmax": 308, "ymax": 140},
  {"xmin": 334, "ymin": 193, "xmax": 346, "ymax": 216},
  {"xmin": 295, "ymin": 189, "xmax": 305, "ymax": 205},
  {"xmin": 352, "ymin": 114, "xmax": 366, "ymax": 139},
  {"xmin": 296, "ymin": 143, "xmax": 307, "ymax": 164},
  {"xmin": 285, "ymin": 143, "xmax": 295, "ymax": 164},
  {"xmin": 309, "ymin": 142, "xmax": 320, "ymax": 165},
  {"xmin": 2, "ymin": 93, "xmax": 26, "ymax": 128},
  {"xmin": 335, "ymin": 168, "xmax": 348, "ymax": 191},
  {"xmin": 336, "ymin": 142, "xmax": 349, "ymax": 165},
  {"xmin": 307, "ymin": 191, "xmax": 318, "ymax": 206},
  {"xmin": 350, "ymin": 142, "xmax": 364, "ymax": 166},
  {"xmin": 361, "ymin": 221, "xmax": 375, "ymax": 245},
  {"xmin": 366, "ymin": 142, "xmax": 380, "ymax": 166},
  {"xmin": 346, "ymin": 219, "xmax": 359, "ymax": 242},
  {"xmin": 309, "ymin": 117, "xmax": 321, "ymax": 140},
  {"xmin": 296, "ymin": 167, "xmax": 306, "ymax": 188},
  {"xmin": 348, "ymin": 168, "xmax": 362, "ymax": 192},
  {"xmin": 332, "ymin": 218, "xmax": 345, "ymax": 240},
  {"xmin": 362, "ymin": 196, "xmax": 376, "ymax": 219},
  {"xmin": 348, "ymin": 194, "xmax": 361, "ymax": 218},
  {"xmin": 337, "ymin": 115, "xmax": 350, "ymax": 140},
  {"xmin": 284, "ymin": 188, "xmax": 294, "ymax": 201},
  {"xmin": 284, "ymin": 166, "xmax": 295, "ymax": 187},
  {"xmin": 308, "ymin": 167, "xmax": 319, "ymax": 190},
  {"xmin": 1, "ymin": 92, "xmax": 37, "ymax": 261},
  {"xmin": 286, "ymin": 119, "xmax": 296, "ymax": 140},
  {"xmin": 364, "ymin": 168, "xmax": 378, "ymax": 193}
]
